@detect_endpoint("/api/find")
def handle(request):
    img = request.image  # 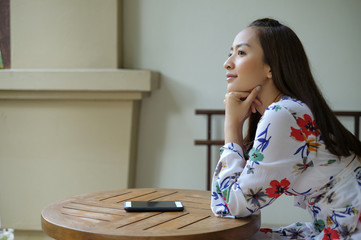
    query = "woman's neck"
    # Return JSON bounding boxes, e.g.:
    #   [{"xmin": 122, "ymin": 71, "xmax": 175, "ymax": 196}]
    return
[{"xmin": 256, "ymin": 80, "xmax": 283, "ymax": 115}]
